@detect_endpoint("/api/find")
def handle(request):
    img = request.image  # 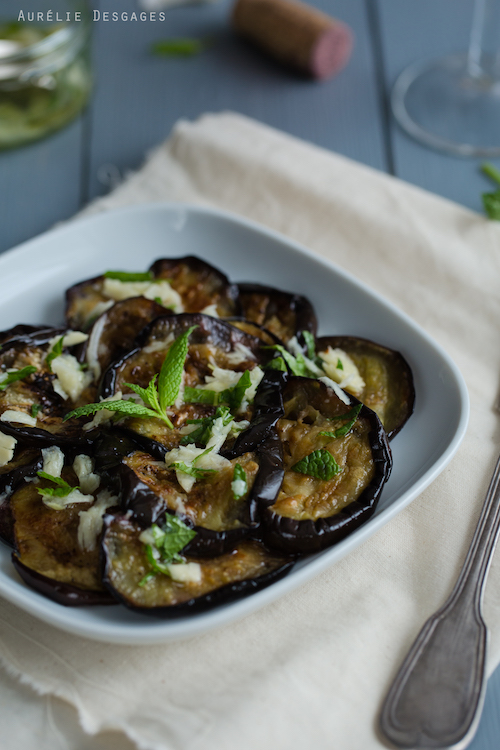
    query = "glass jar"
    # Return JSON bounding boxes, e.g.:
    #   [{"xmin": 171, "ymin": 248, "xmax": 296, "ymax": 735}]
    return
[{"xmin": 0, "ymin": 1, "xmax": 92, "ymax": 150}]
